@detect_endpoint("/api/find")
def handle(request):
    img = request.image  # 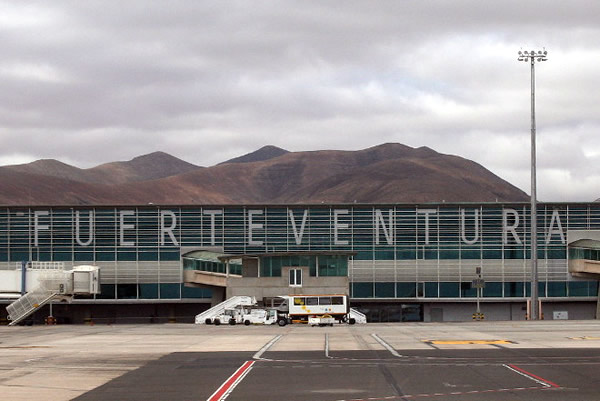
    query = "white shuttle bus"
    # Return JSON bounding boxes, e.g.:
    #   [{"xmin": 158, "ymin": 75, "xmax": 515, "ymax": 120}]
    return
[{"xmin": 276, "ymin": 294, "xmax": 353, "ymax": 325}]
